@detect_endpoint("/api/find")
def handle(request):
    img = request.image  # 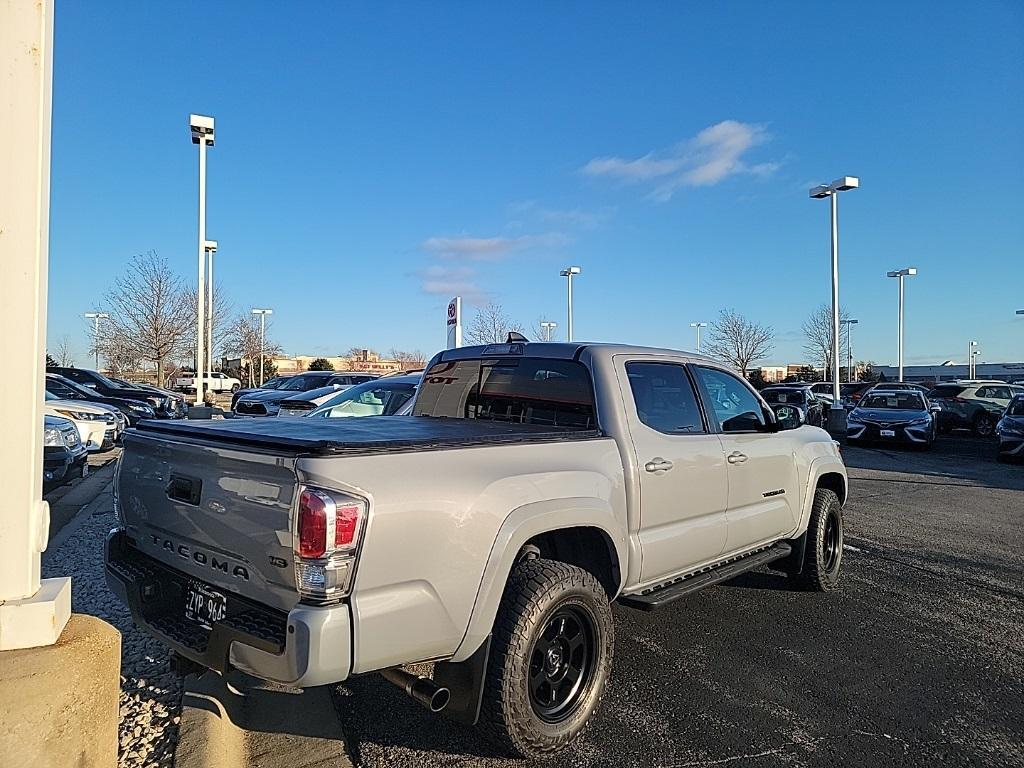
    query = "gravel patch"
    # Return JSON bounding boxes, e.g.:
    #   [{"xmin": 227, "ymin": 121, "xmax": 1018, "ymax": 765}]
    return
[{"xmin": 42, "ymin": 484, "xmax": 182, "ymax": 768}]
